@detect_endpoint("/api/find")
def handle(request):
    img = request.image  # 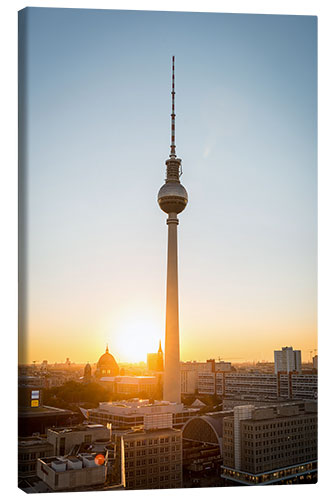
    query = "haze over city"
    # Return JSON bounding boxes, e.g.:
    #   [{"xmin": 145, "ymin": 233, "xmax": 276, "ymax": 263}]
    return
[{"xmin": 19, "ymin": 9, "xmax": 317, "ymax": 365}]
